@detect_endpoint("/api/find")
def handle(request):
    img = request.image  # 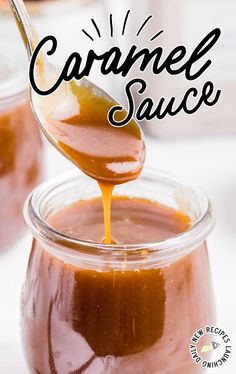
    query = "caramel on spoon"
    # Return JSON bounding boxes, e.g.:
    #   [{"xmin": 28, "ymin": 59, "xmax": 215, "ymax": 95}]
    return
[{"xmin": 8, "ymin": 0, "xmax": 146, "ymax": 243}]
